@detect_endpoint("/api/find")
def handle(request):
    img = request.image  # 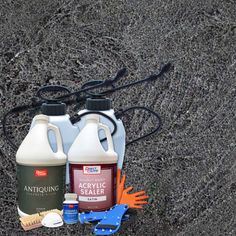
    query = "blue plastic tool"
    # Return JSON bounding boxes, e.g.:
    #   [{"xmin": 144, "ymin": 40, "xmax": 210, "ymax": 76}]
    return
[
  {"xmin": 79, "ymin": 205, "xmax": 129, "ymax": 224},
  {"xmin": 79, "ymin": 211, "xmax": 107, "ymax": 224},
  {"xmin": 93, "ymin": 204, "xmax": 129, "ymax": 235},
  {"xmin": 79, "ymin": 204, "xmax": 129, "ymax": 235}
]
